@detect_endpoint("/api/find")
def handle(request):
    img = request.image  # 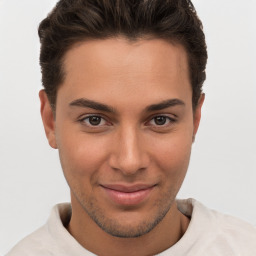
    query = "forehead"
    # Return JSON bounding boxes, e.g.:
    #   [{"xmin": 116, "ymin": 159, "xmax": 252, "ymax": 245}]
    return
[
  {"xmin": 63, "ymin": 37, "xmax": 189, "ymax": 81},
  {"xmin": 58, "ymin": 37, "xmax": 191, "ymax": 108}
]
